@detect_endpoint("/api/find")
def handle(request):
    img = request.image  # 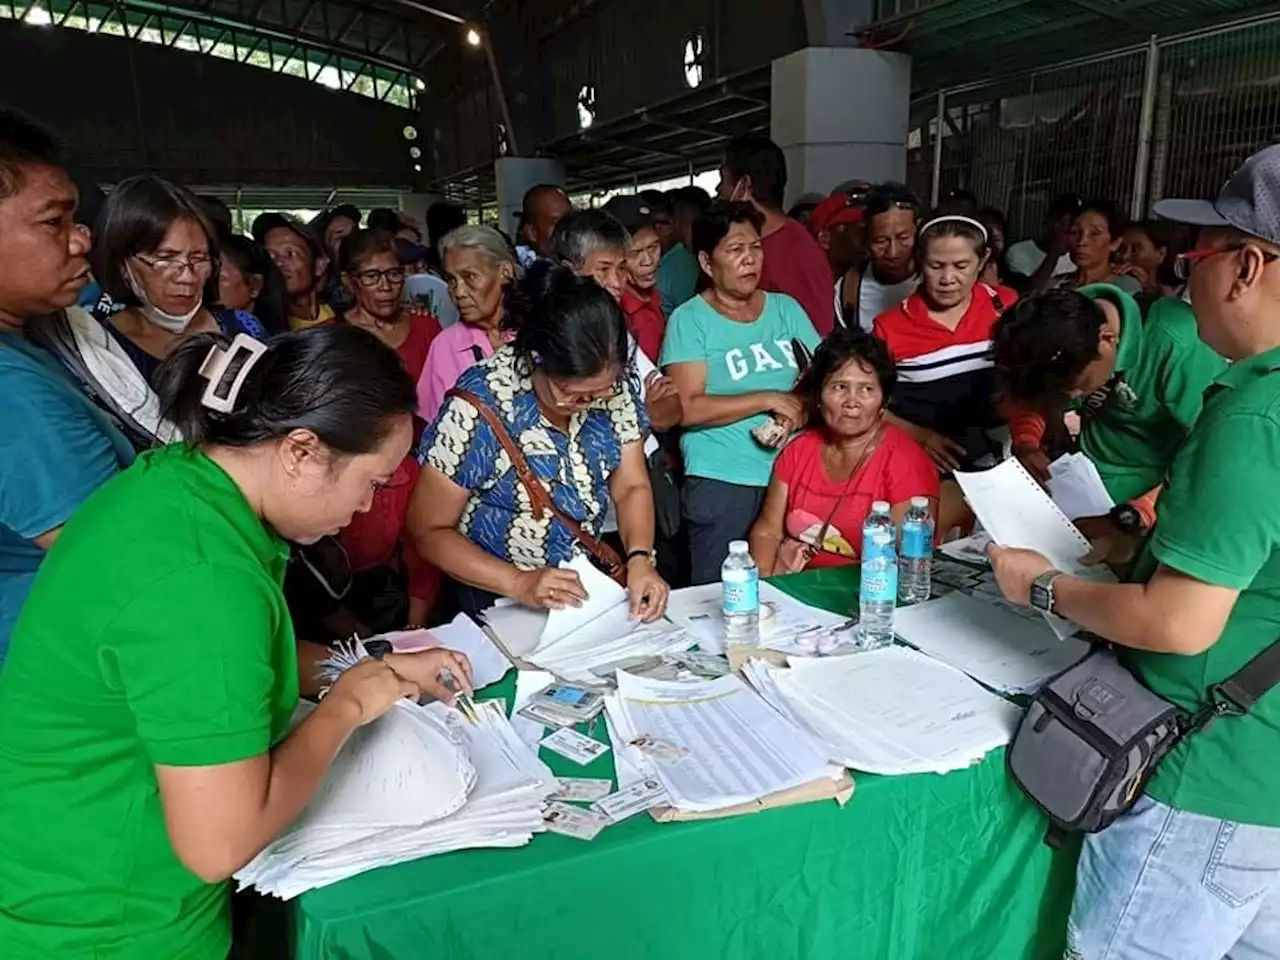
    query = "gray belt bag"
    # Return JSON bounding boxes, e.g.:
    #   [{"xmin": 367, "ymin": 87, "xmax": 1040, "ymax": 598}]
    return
[{"xmin": 1007, "ymin": 643, "xmax": 1280, "ymax": 837}]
